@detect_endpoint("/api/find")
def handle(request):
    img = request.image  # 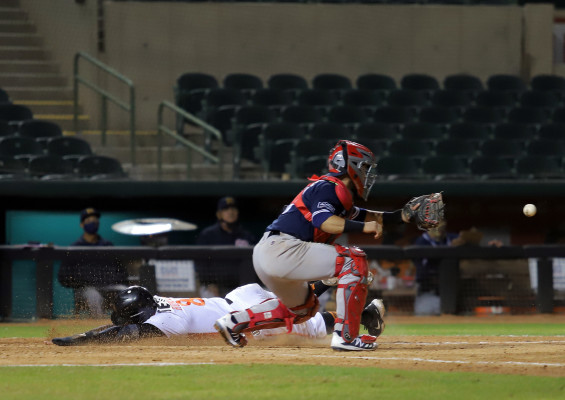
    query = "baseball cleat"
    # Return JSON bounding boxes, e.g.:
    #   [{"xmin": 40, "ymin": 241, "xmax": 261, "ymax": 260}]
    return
[
  {"xmin": 214, "ymin": 316, "xmax": 248, "ymax": 348},
  {"xmin": 331, "ymin": 331, "xmax": 377, "ymax": 351}
]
